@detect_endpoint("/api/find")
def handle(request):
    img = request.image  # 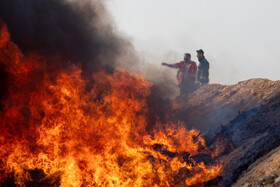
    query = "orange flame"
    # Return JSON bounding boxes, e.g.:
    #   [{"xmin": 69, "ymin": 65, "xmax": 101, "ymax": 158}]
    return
[{"xmin": 0, "ymin": 21, "xmax": 222, "ymax": 186}]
